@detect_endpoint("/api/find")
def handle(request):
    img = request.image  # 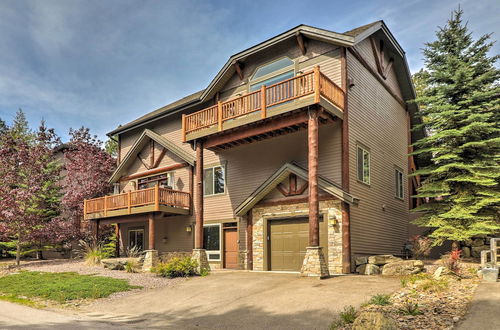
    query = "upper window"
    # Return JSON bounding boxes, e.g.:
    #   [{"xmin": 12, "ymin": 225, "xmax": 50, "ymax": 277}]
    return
[
  {"xmin": 395, "ymin": 168, "xmax": 404, "ymax": 199},
  {"xmin": 357, "ymin": 146, "xmax": 371, "ymax": 185},
  {"xmin": 249, "ymin": 57, "xmax": 294, "ymax": 92},
  {"xmin": 204, "ymin": 165, "xmax": 225, "ymax": 196},
  {"xmin": 138, "ymin": 172, "xmax": 174, "ymax": 190},
  {"xmin": 251, "ymin": 57, "xmax": 294, "ymax": 80},
  {"xmin": 203, "ymin": 224, "xmax": 221, "ymax": 261}
]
